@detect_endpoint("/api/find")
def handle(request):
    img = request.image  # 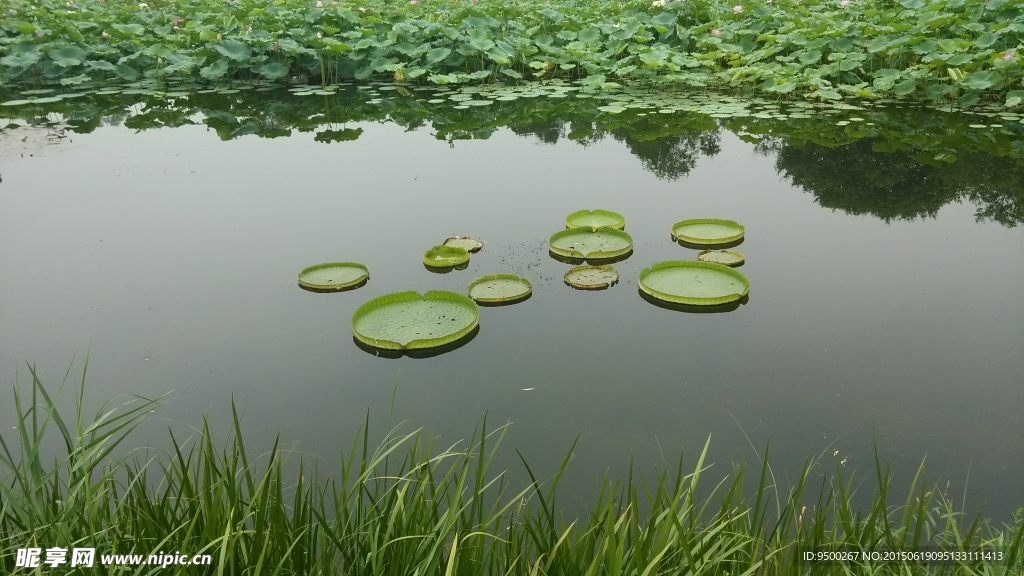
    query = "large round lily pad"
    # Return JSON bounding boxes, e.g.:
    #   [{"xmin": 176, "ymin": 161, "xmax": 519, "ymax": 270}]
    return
[
  {"xmin": 638, "ymin": 261, "xmax": 750, "ymax": 306},
  {"xmin": 467, "ymin": 274, "xmax": 532, "ymax": 303},
  {"xmin": 352, "ymin": 290, "xmax": 479, "ymax": 350},
  {"xmin": 298, "ymin": 262, "xmax": 369, "ymax": 291},
  {"xmin": 564, "ymin": 265, "xmax": 618, "ymax": 290},
  {"xmin": 423, "ymin": 245, "xmax": 470, "ymax": 268},
  {"xmin": 697, "ymin": 250, "xmax": 745, "ymax": 267},
  {"xmin": 549, "ymin": 227, "xmax": 633, "ymax": 260},
  {"xmin": 671, "ymin": 218, "xmax": 745, "ymax": 246},
  {"xmin": 444, "ymin": 236, "xmax": 484, "ymax": 253},
  {"xmin": 565, "ymin": 209, "xmax": 625, "ymax": 230}
]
